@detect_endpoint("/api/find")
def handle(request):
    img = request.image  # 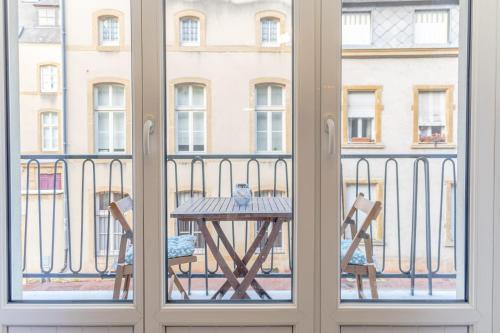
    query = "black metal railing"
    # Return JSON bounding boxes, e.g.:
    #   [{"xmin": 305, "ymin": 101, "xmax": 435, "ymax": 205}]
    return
[{"xmin": 18, "ymin": 153, "xmax": 458, "ymax": 297}]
